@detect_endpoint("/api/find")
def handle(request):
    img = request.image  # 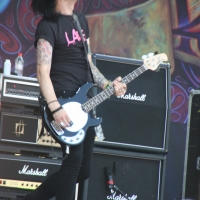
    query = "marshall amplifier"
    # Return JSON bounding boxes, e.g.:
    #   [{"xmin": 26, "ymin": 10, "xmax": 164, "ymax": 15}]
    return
[
  {"xmin": 0, "ymin": 74, "xmax": 40, "ymax": 107},
  {"xmin": 0, "ymin": 112, "xmax": 60, "ymax": 153},
  {"xmin": 92, "ymin": 54, "xmax": 171, "ymax": 153},
  {"xmin": 0, "ymin": 153, "xmax": 61, "ymax": 198},
  {"xmin": 79, "ymin": 147, "xmax": 166, "ymax": 200}
]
